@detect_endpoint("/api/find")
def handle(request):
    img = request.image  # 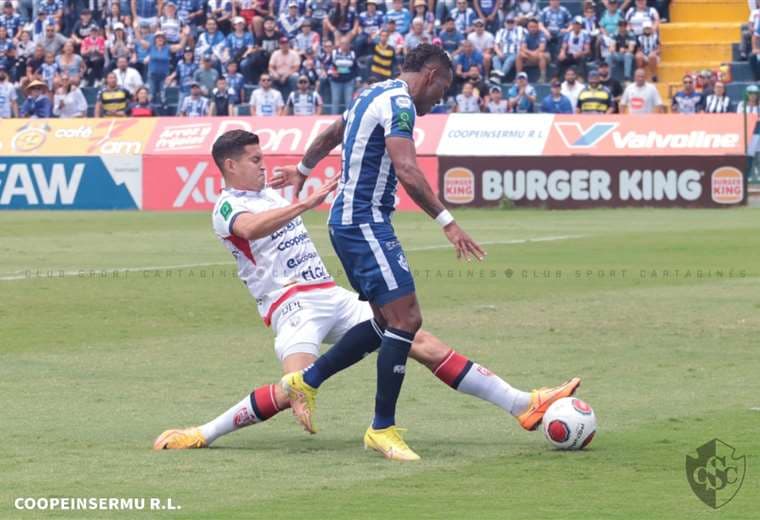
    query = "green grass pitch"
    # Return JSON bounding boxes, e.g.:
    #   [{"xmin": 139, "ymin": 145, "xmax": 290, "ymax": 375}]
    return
[{"xmin": 2, "ymin": 208, "xmax": 759, "ymax": 519}]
